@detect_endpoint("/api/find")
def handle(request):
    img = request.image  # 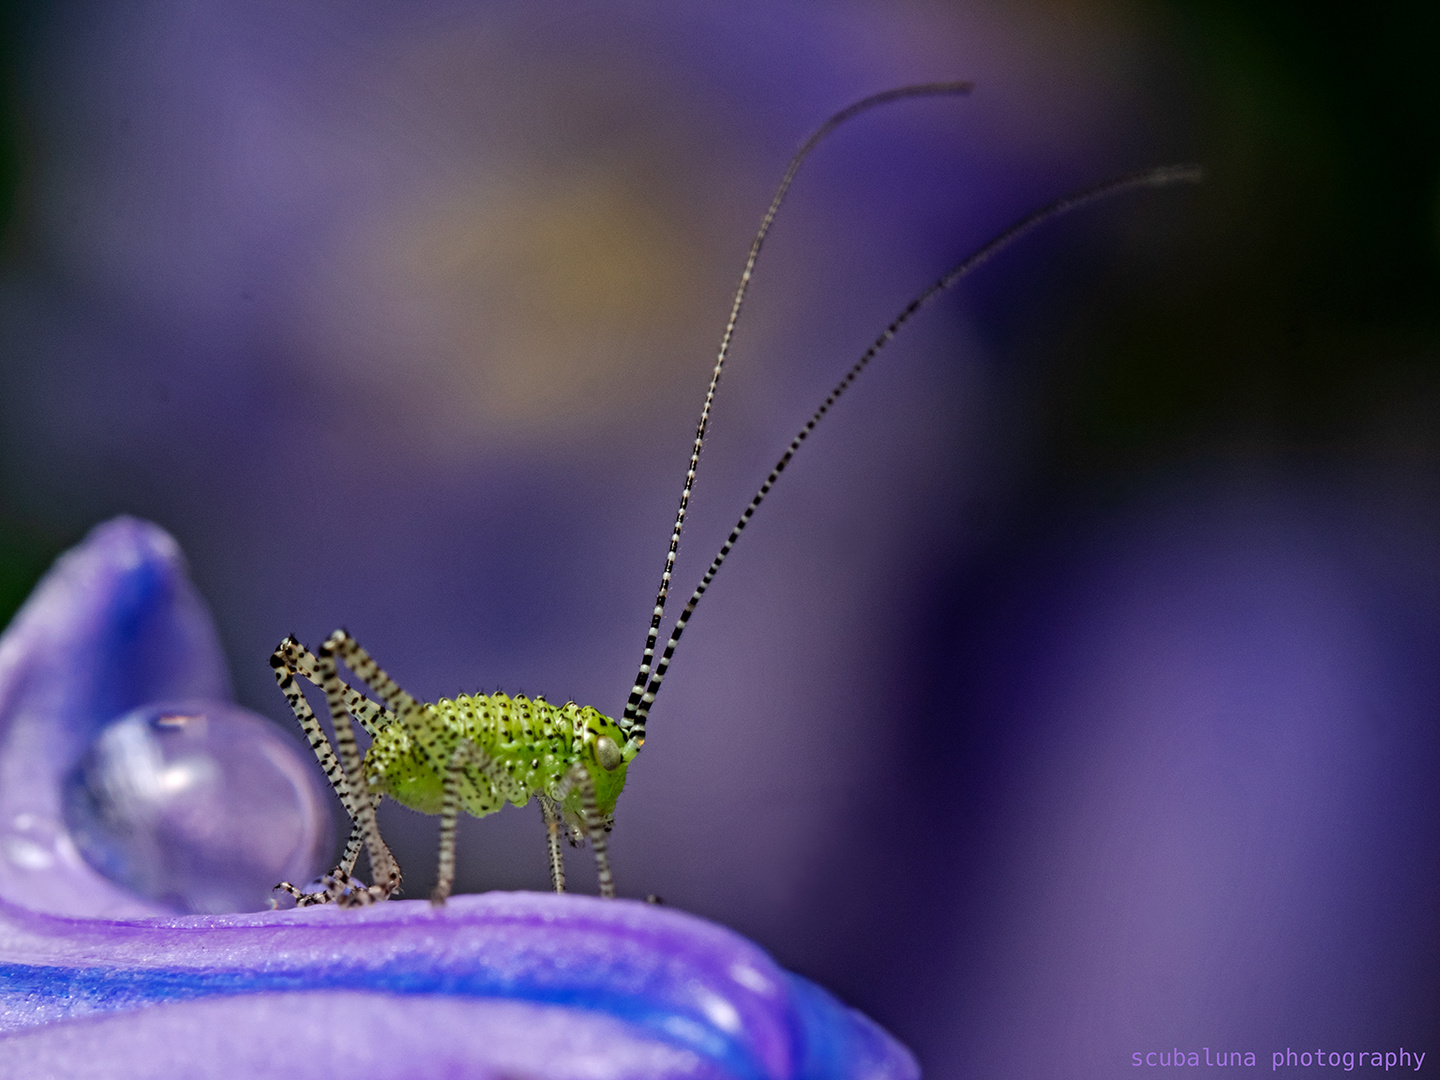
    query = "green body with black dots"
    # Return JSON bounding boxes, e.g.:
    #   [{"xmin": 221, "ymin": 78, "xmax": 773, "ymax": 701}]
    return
[
  {"xmin": 365, "ymin": 694, "xmax": 636, "ymax": 829},
  {"xmin": 270, "ymin": 629, "xmax": 638, "ymax": 905}
]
